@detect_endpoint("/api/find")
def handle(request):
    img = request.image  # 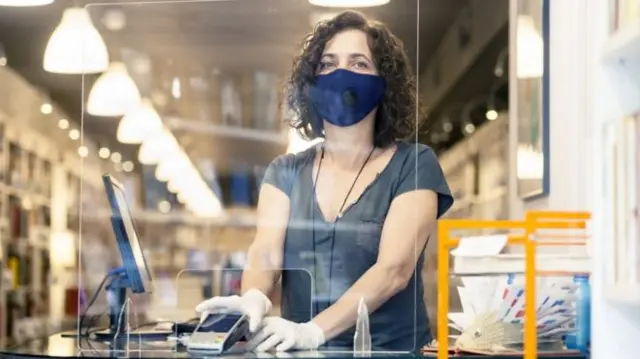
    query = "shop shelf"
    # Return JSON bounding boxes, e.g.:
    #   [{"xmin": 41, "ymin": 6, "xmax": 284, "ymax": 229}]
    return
[{"xmin": 452, "ymin": 253, "xmax": 591, "ymax": 276}]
